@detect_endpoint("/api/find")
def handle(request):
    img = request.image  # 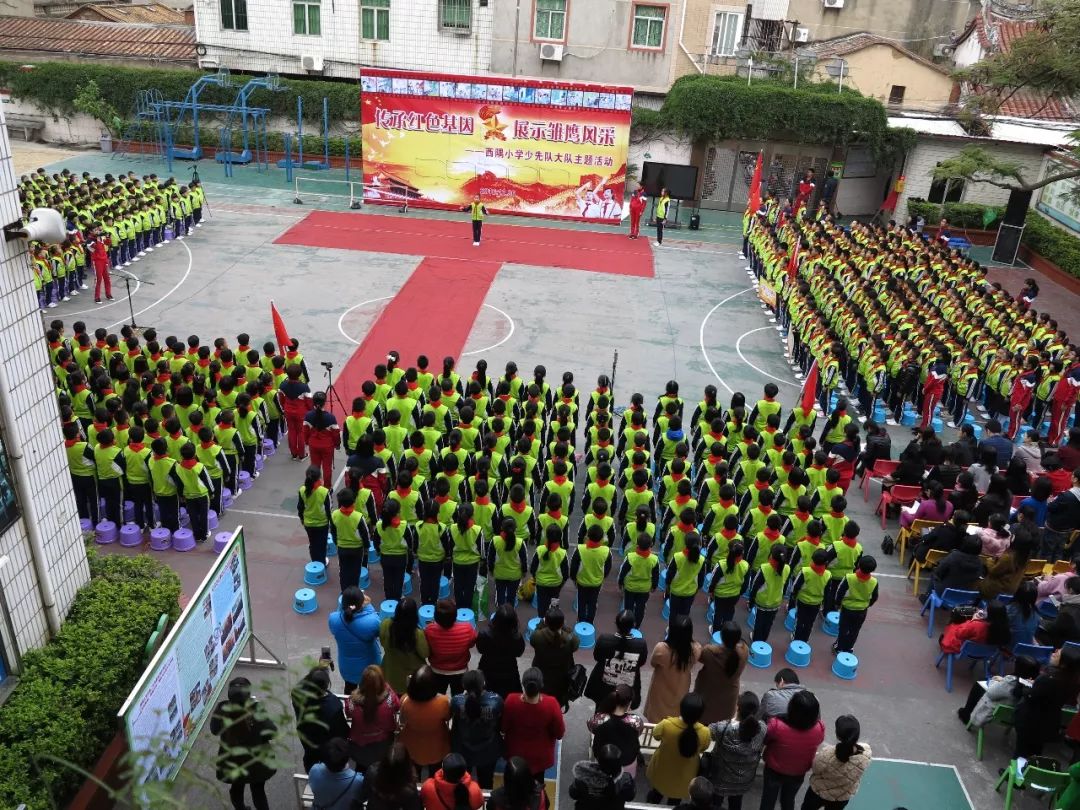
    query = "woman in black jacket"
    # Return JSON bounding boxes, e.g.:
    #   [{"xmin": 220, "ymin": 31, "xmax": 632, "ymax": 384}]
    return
[
  {"xmin": 974, "ymin": 475, "xmax": 1012, "ymax": 527},
  {"xmin": 211, "ymin": 677, "xmax": 278, "ymax": 810},
  {"xmin": 1014, "ymin": 645, "xmax": 1080, "ymax": 758},
  {"xmin": 477, "ymin": 603, "xmax": 526, "ymax": 698},
  {"xmin": 354, "ymin": 742, "xmax": 422, "ymax": 810},
  {"xmin": 585, "ymin": 610, "xmax": 648, "ymax": 709},
  {"xmin": 292, "ymin": 666, "xmax": 349, "ymax": 772}
]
